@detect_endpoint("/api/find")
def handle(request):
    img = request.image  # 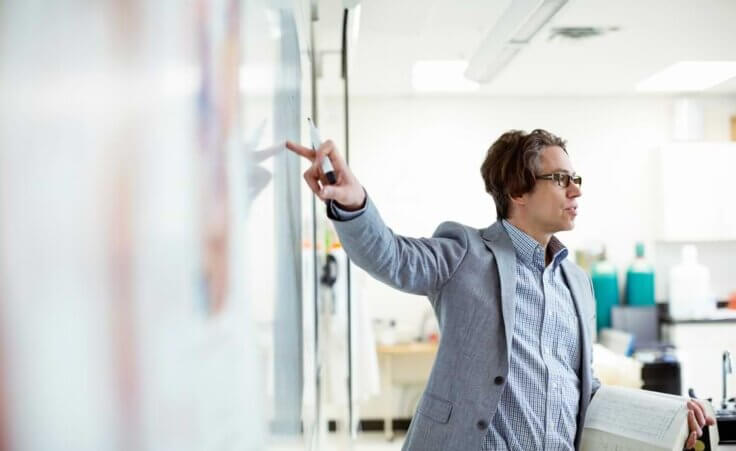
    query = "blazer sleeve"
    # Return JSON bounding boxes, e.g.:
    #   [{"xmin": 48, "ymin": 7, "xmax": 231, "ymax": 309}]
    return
[{"xmin": 330, "ymin": 194, "xmax": 469, "ymax": 297}]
